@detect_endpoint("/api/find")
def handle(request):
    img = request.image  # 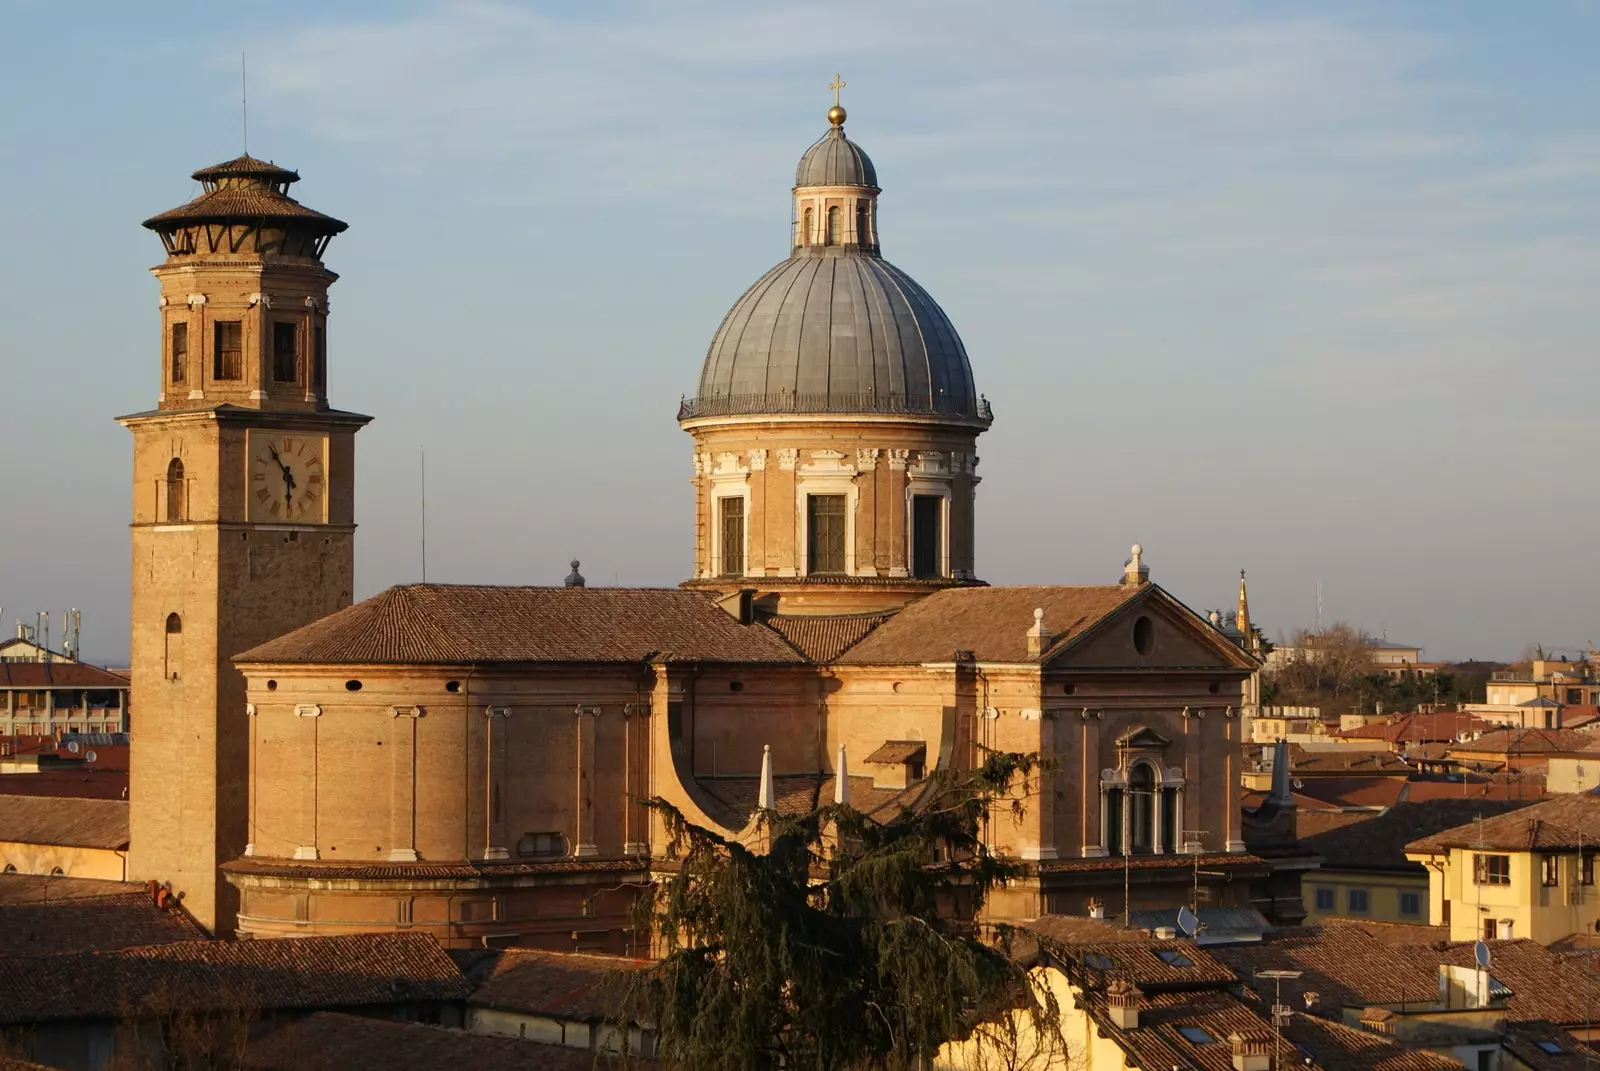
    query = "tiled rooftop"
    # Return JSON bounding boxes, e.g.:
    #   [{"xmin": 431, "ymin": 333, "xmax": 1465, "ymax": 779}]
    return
[
  {"xmin": 1405, "ymin": 792, "xmax": 1600, "ymax": 853},
  {"xmin": 236, "ymin": 584, "xmax": 805, "ymax": 666},
  {"xmin": 0, "ymin": 932, "xmax": 469, "ymax": 1025},
  {"xmin": 244, "ymin": 1011, "xmax": 654, "ymax": 1070},
  {"xmin": 1300, "ymin": 799, "xmax": 1532, "ymax": 871},
  {"xmin": 0, "ymin": 890, "xmax": 205, "ymax": 956},
  {"xmin": 0, "ymin": 794, "xmax": 127, "ymax": 849},
  {"xmin": 761, "ymin": 612, "xmax": 895, "ymax": 662},
  {"xmin": 467, "ymin": 948, "xmax": 649, "ymax": 1020}
]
